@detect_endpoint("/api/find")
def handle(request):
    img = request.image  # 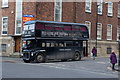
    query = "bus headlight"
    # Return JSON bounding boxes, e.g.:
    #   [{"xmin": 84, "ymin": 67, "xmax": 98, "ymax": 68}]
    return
[
  {"xmin": 31, "ymin": 52, "xmax": 34, "ymax": 56},
  {"xmin": 21, "ymin": 53, "xmax": 23, "ymax": 56}
]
